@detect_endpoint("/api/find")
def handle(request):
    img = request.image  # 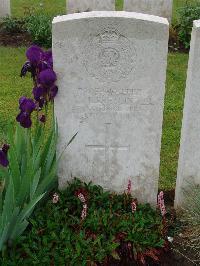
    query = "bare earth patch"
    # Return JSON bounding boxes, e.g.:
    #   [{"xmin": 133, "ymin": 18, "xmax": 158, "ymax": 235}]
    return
[{"xmin": 0, "ymin": 31, "xmax": 32, "ymax": 47}]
